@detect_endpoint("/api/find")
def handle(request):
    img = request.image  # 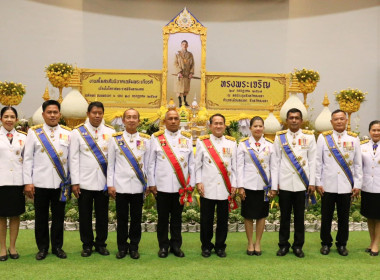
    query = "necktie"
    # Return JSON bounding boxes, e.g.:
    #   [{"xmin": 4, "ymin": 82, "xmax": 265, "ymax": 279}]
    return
[
  {"xmin": 373, "ymin": 143, "xmax": 378, "ymax": 154},
  {"xmin": 6, "ymin": 133, "xmax": 13, "ymax": 144},
  {"xmin": 338, "ymin": 135, "xmax": 341, "ymax": 146},
  {"xmin": 255, "ymin": 142, "xmax": 260, "ymax": 150},
  {"xmin": 292, "ymin": 133, "xmax": 297, "ymax": 146}
]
